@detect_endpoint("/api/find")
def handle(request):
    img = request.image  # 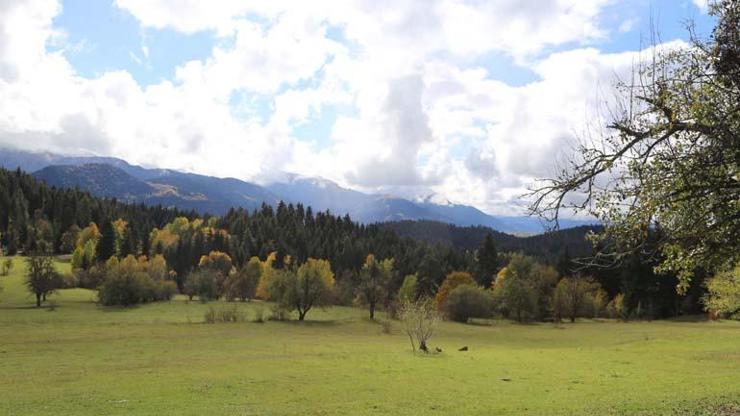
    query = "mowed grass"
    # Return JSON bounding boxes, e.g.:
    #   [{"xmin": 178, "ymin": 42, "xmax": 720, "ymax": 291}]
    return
[{"xmin": 0, "ymin": 256, "xmax": 738, "ymax": 416}]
